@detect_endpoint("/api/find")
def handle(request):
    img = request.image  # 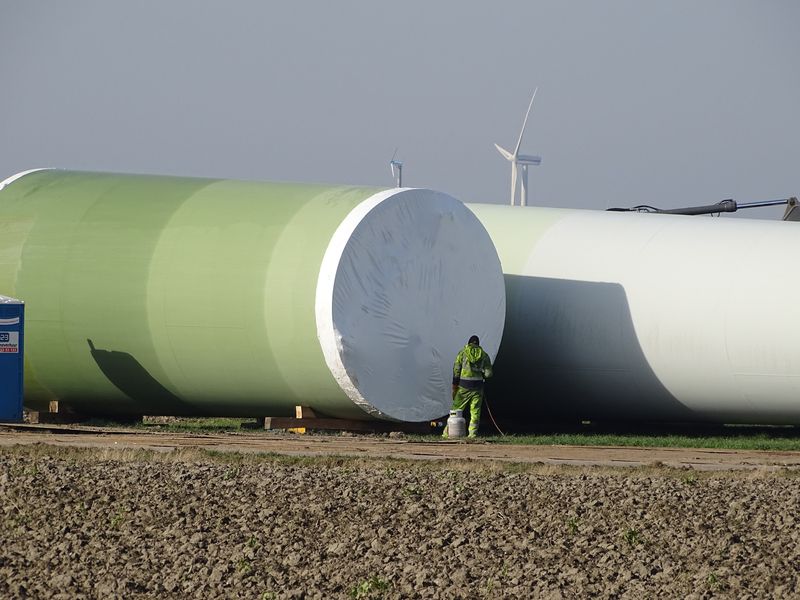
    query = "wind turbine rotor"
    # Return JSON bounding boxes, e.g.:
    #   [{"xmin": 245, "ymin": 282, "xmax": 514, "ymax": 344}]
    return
[
  {"xmin": 494, "ymin": 143, "xmax": 514, "ymax": 161},
  {"xmin": 513, "ymin": 87, "xmax": 538, "ymax": 157}
]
